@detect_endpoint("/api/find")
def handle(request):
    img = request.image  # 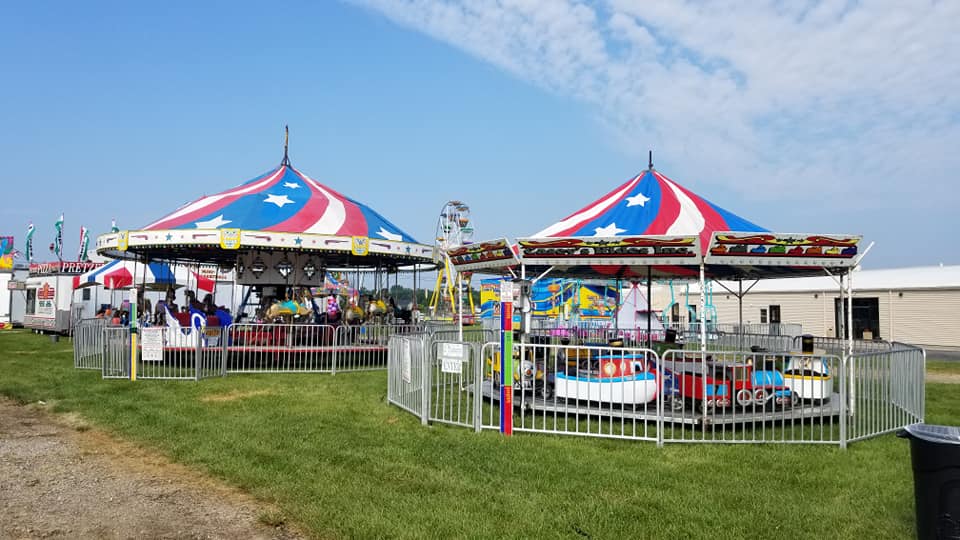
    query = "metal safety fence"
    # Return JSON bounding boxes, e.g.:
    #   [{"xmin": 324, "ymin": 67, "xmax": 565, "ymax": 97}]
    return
[
  {"xmin": 387, "ymin": 333, "xmax": 925, "ymax": 447},
  {"xmin": 846, "ymin": 342, "xmax": 925, "ymax": 443},
  {"xmin": 78, "ymin": 321, "xmax": 464, "ymax": 380}
]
